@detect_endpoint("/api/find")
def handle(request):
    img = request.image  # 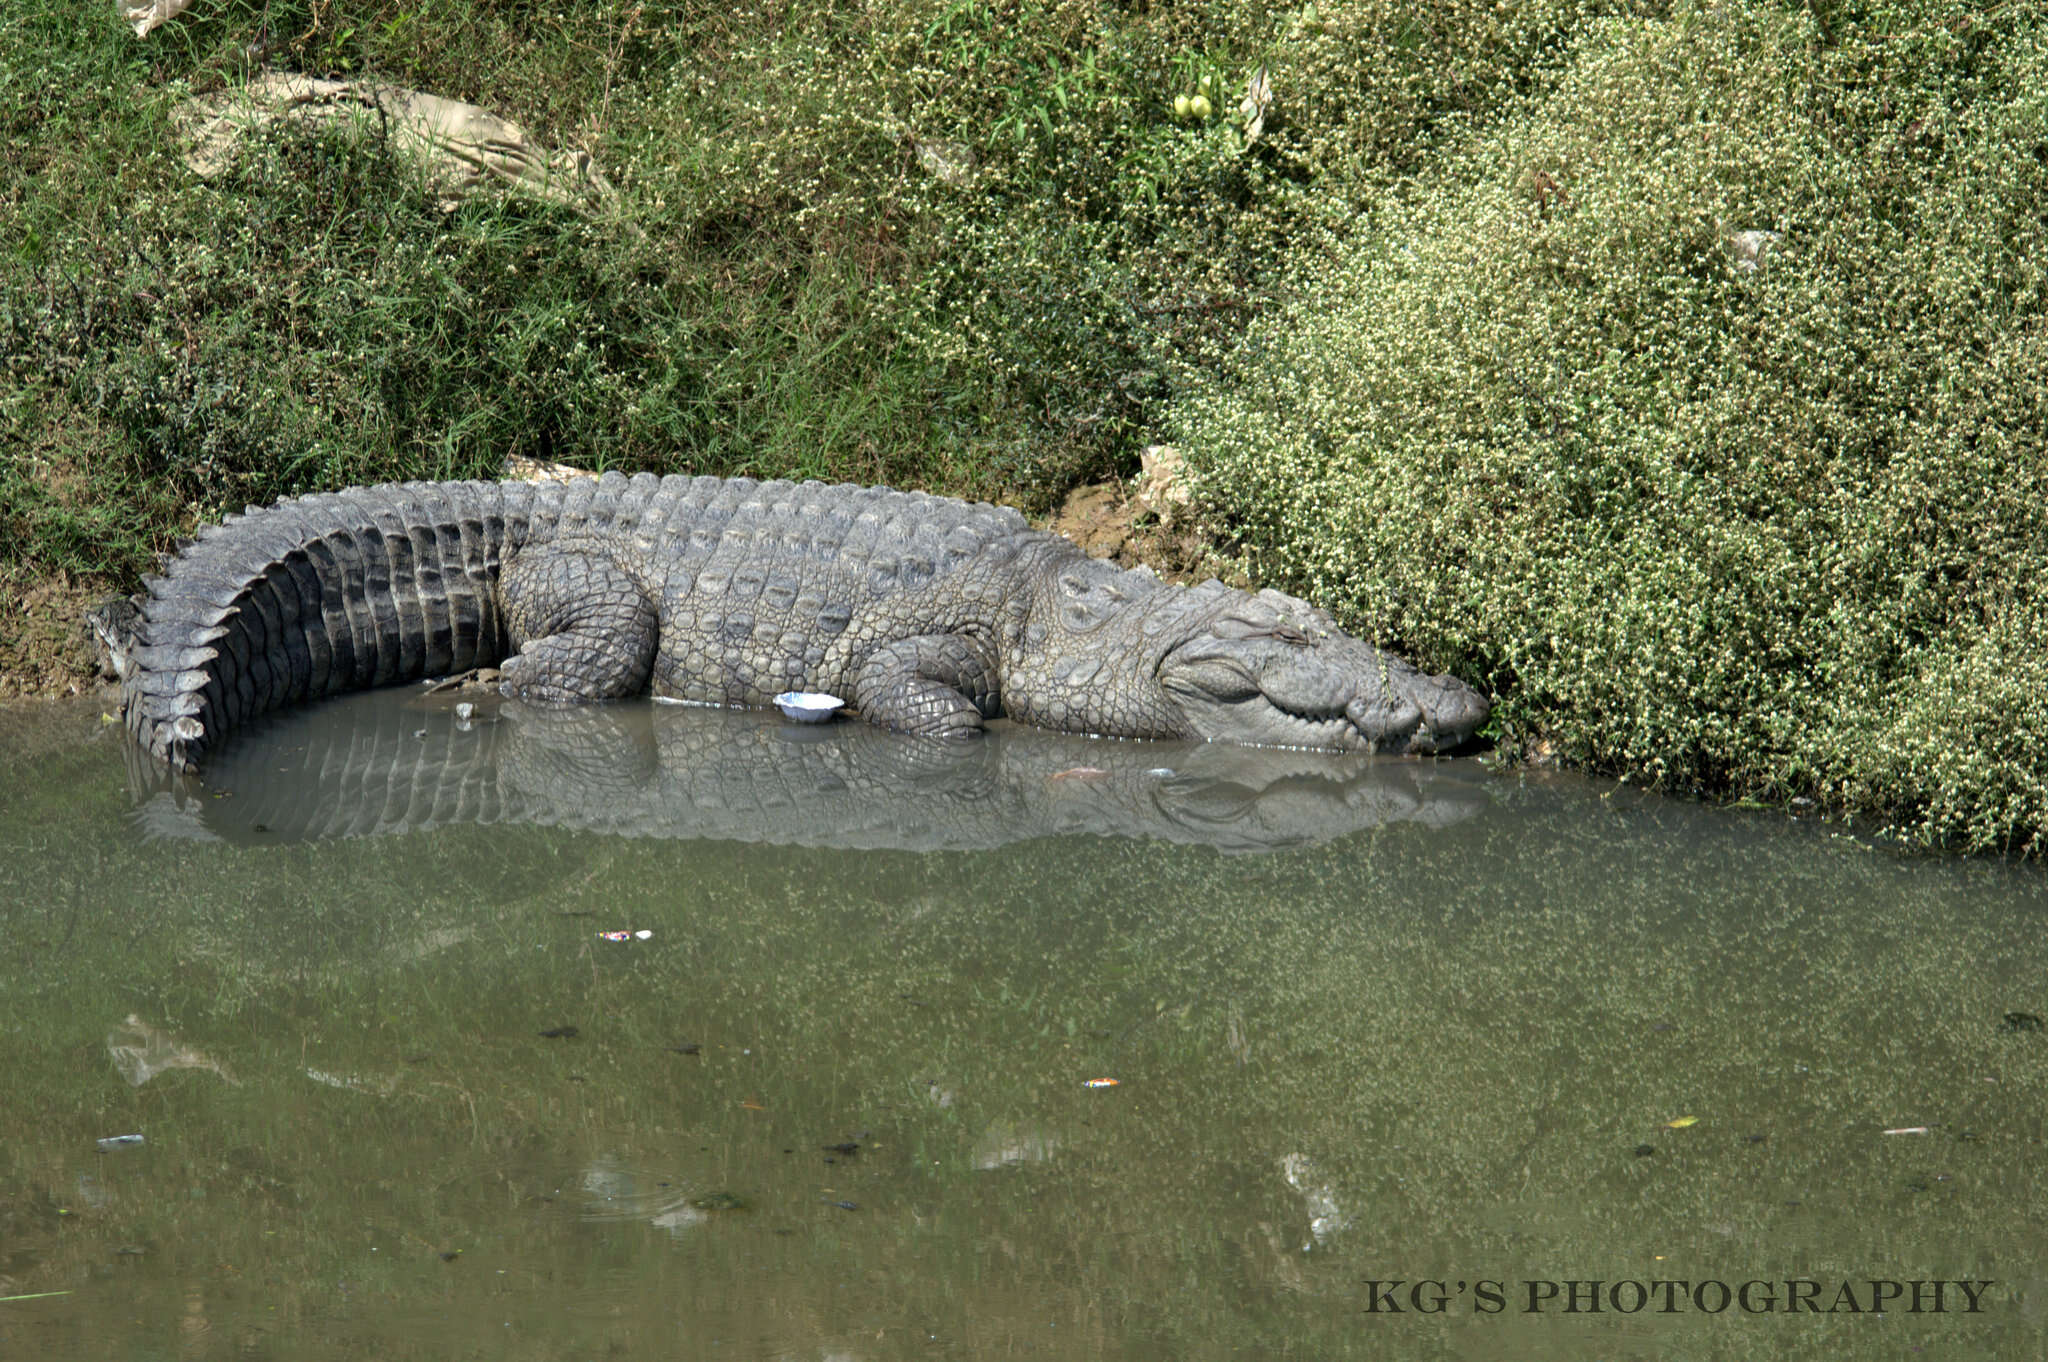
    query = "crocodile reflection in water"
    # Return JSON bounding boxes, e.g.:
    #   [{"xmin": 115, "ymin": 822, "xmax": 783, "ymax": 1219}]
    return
[{"xmin": 125, "ymin": 690, "xmax": 1492, "ymax": 853}]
